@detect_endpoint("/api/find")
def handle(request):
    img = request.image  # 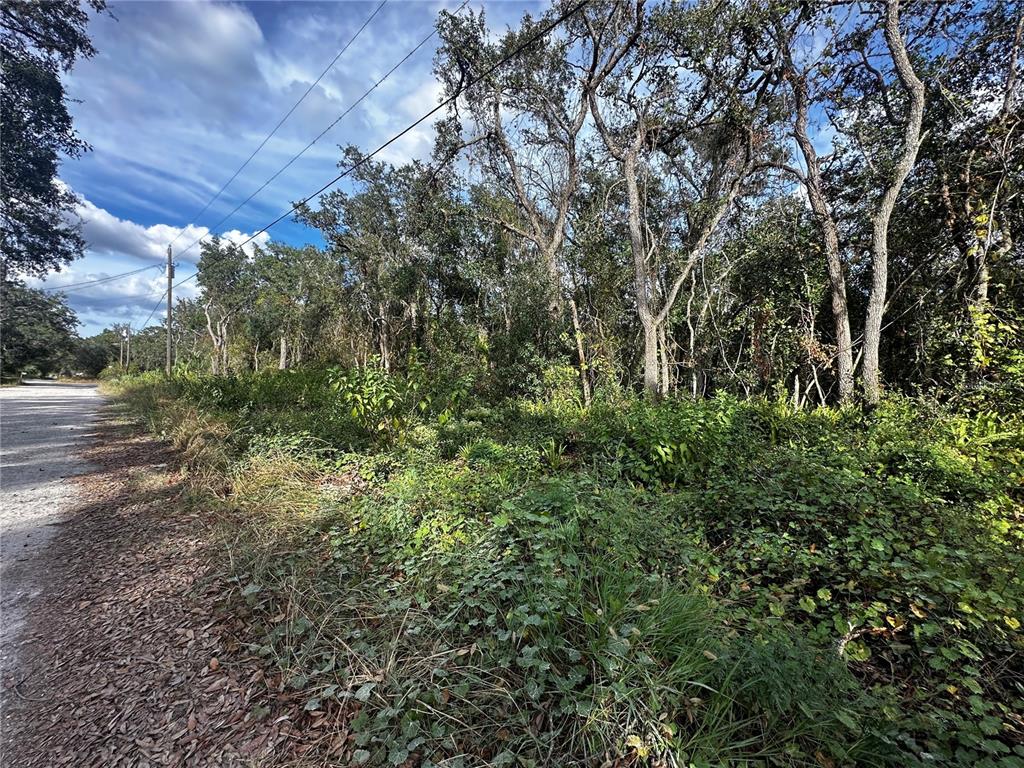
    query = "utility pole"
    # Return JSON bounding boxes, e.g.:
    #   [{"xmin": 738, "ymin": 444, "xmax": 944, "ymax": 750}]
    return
[{"xmin": 166, "ymin": 245, "xmax": 174, "ymax": 375}]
